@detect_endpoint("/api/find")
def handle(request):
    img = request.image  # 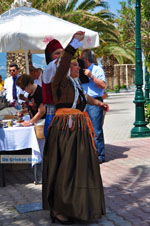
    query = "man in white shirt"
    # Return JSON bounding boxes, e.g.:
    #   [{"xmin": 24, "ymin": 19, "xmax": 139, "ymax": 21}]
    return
[{"xmin": 4, "ymin": 64, "xmax": 23, "ymax": 103}]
